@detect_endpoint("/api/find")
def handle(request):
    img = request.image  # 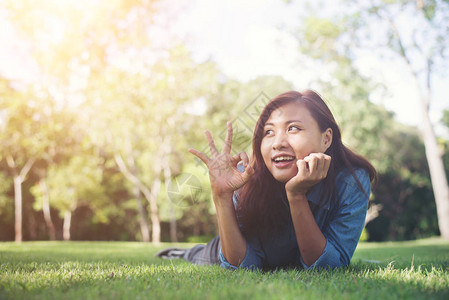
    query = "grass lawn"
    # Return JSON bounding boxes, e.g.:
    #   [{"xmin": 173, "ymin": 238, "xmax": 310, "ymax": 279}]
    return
[{"xmin": 0, "ymin": 238, "xmax": 448, "ymax": 299}]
